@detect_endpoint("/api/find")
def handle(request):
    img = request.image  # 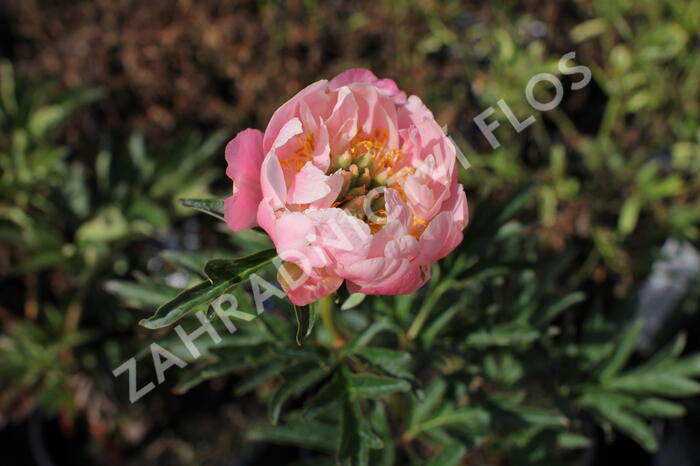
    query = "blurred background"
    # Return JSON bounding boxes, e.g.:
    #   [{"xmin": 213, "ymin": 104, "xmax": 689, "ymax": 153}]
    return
[{"xmin": 0, "ymin": 0, "xmax": 699, "ymax": 465}]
